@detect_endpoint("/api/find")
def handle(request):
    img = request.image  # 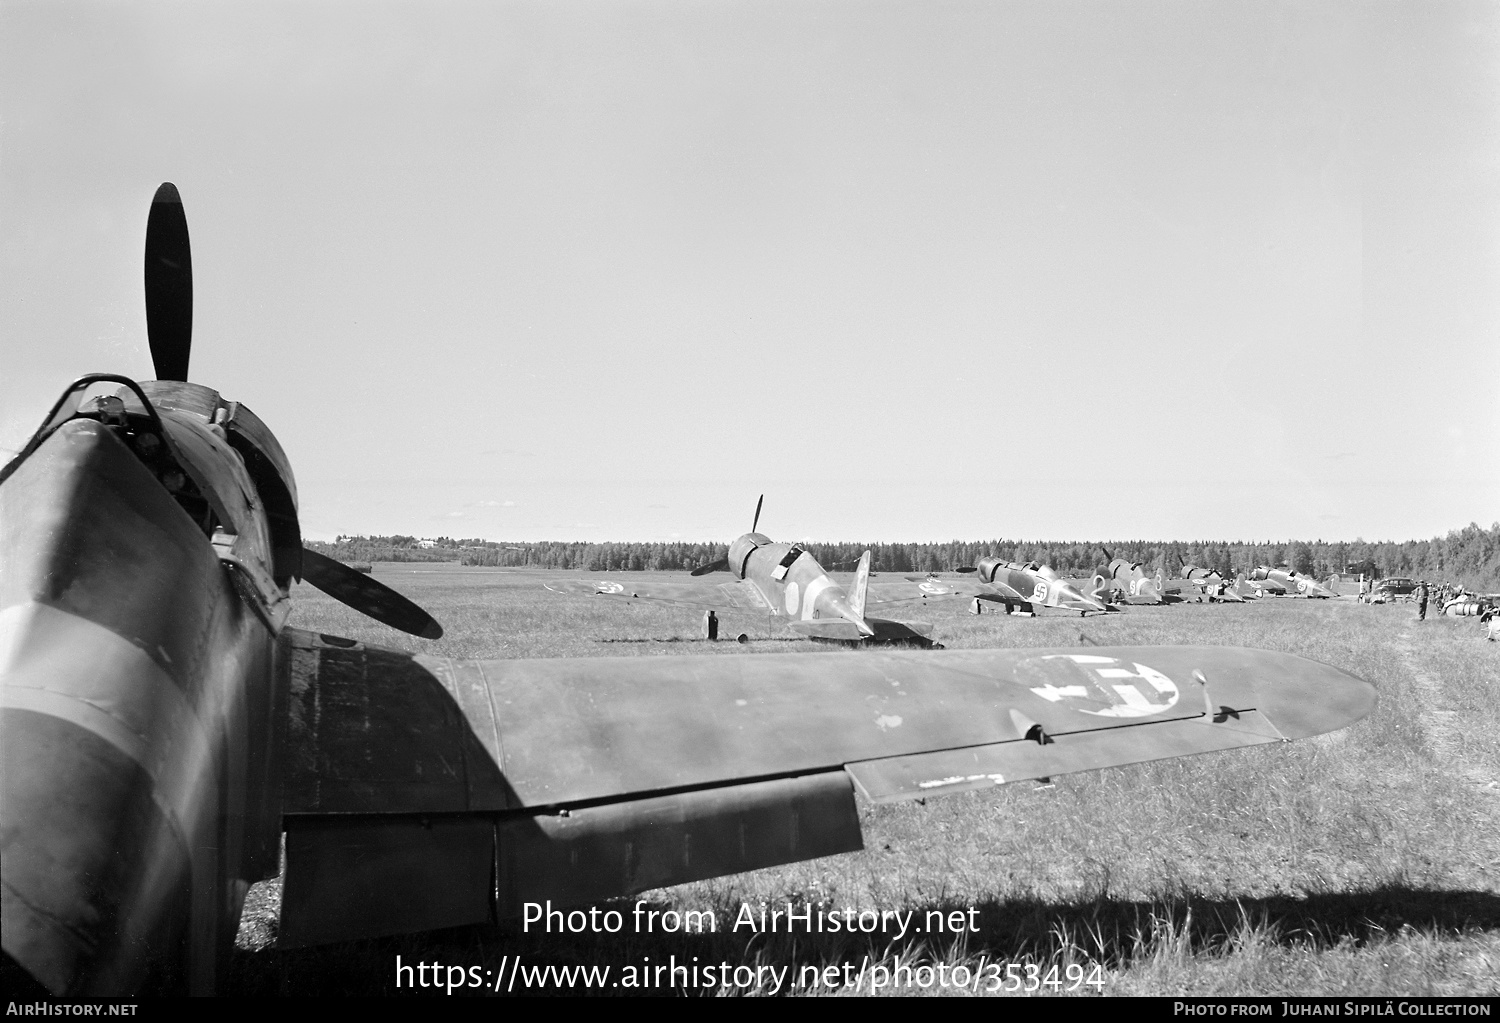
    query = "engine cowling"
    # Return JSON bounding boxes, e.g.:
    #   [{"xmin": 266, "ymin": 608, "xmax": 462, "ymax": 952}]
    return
[
  {"xmin": 973, "ymin": 556, "xmax": 1004, "ymax": 585},
  {"xmin": 726, "ymin": 533, "xmax": 773, "ymax": 580}
]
